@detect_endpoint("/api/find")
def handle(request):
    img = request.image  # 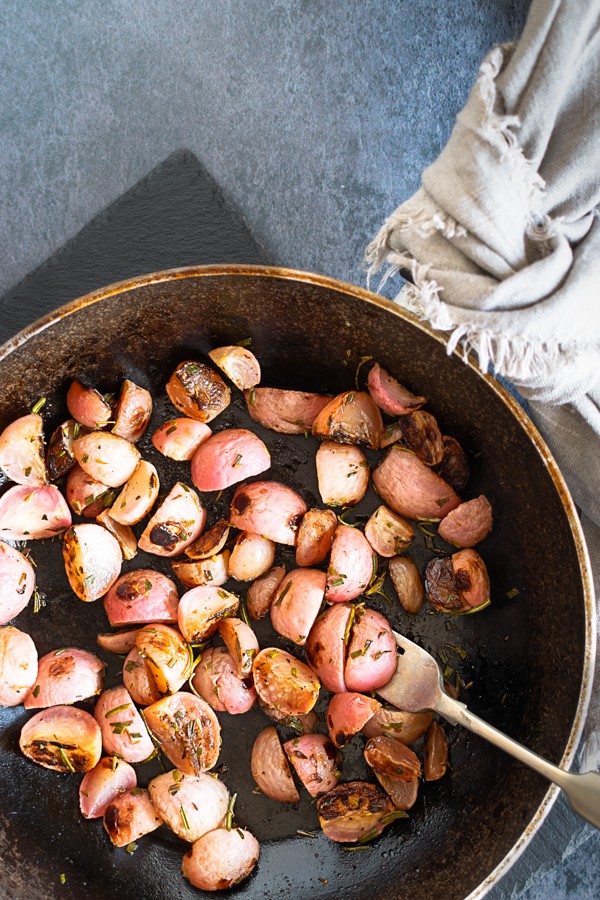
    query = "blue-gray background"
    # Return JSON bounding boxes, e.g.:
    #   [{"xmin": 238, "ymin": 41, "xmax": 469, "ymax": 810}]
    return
[{"xmin": 0, "ymin": 1, "xmax": 598, "ymax": 897}]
